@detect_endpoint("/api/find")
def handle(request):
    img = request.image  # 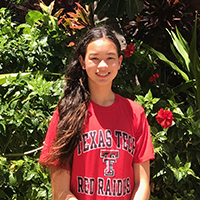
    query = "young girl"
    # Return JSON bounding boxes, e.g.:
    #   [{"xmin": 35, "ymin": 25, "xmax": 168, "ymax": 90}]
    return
[{"xmin": 39, "ymin": 26, "xmax": 155, "ymax": 200}]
